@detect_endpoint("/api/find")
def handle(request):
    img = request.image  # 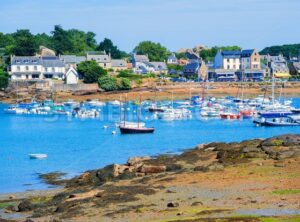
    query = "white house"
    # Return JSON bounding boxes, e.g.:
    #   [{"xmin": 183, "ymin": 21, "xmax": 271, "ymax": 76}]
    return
[
  {"xmin": 214, "ymin": 50, "xmax": 241, "ymax": 70},
  {"xmin": 65, "ymin": 67, "xmax": 79, "ymax": 84},
  {"xmin": 167, "ymin": 53, "xmax": 178, "ymax": 64},
  {"xmin": 10, "ymin": 56, "xmax": 66, "ymax": 81}
]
